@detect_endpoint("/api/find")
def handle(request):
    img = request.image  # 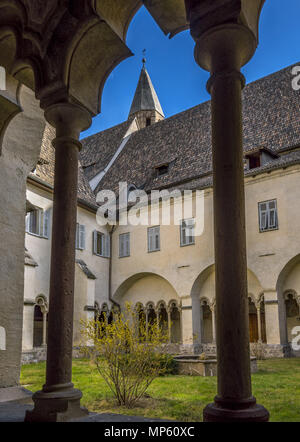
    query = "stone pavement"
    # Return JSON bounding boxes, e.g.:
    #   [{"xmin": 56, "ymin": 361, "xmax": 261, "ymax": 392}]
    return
[{"xmin": 0, "ymin": 401, "xmax": 168, "ymax": 422}]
